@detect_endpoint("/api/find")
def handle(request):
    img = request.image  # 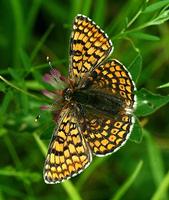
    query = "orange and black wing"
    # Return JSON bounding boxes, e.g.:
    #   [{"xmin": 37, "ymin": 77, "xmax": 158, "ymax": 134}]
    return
[
  {"xmin": 43, "ymin": 106, "xmax": 92, "ymax": 184},
  {"xmin": 83, "ymin": 109, "xmax": 135, "ymax": 156},
  {"xmin": 82, "ymin": 59, "xmax": 136, "ymax": 156},
  {"xmin": 69, "ymin": 14, "xmax": 113, "ymax": 87}
]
